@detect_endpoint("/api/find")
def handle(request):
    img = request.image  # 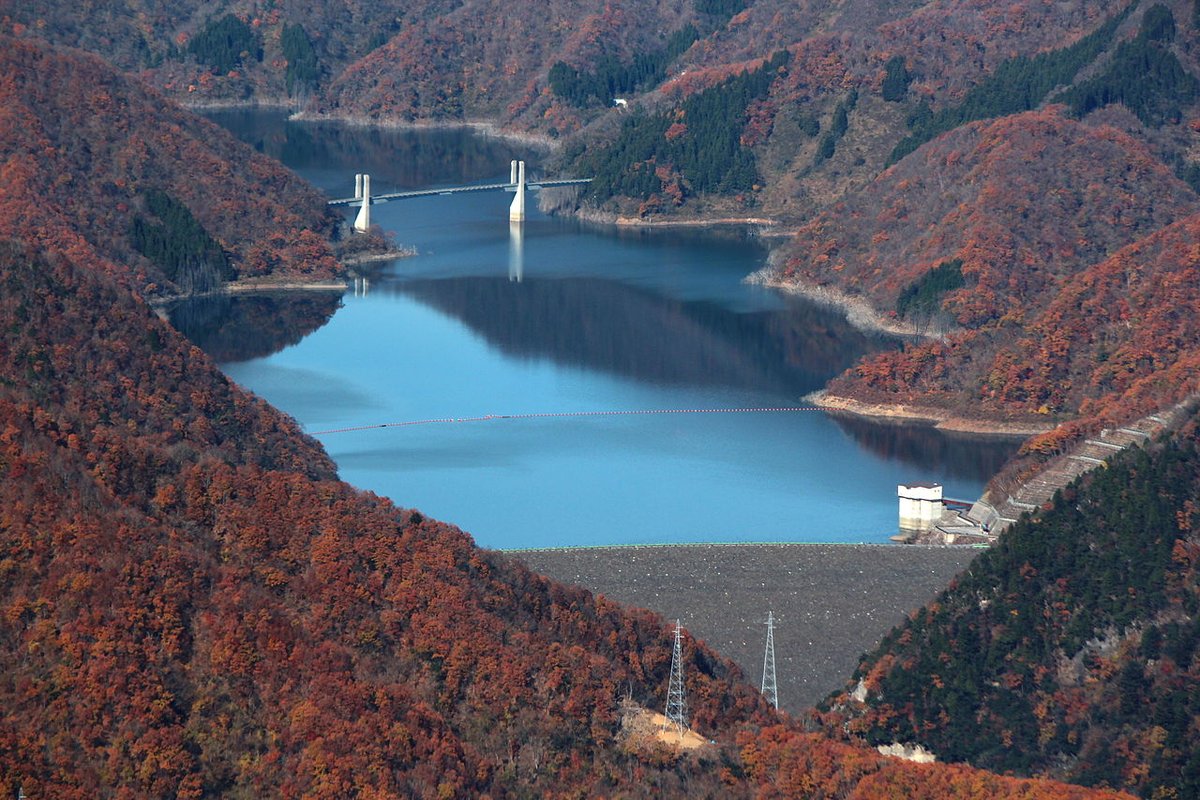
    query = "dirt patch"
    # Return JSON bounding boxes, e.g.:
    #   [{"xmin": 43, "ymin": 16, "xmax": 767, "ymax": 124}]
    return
[
  {"xmin": 511, "ymin": 542, "xmax": 978, "ymax": 715},
  {"xmin": 811, "ymin": 391, "xmax": 1053, "ymax": 438},
  {"xmin": 620, "ymin": 703, "xmax": 710, "ymax": 752}
]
